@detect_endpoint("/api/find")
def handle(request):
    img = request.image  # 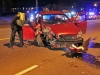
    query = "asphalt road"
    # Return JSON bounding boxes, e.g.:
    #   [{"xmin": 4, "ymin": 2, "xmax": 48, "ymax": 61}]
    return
[{"xmin": 0, "ymin": 19, "xmax": 100, "ymax": 75}]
